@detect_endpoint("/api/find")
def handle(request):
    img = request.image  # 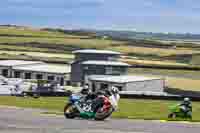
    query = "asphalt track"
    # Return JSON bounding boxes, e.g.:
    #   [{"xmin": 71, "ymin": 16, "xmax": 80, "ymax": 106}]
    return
[{"xmin": 0, "ymin": 106, "xmax": 200, "ymax": 133}]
